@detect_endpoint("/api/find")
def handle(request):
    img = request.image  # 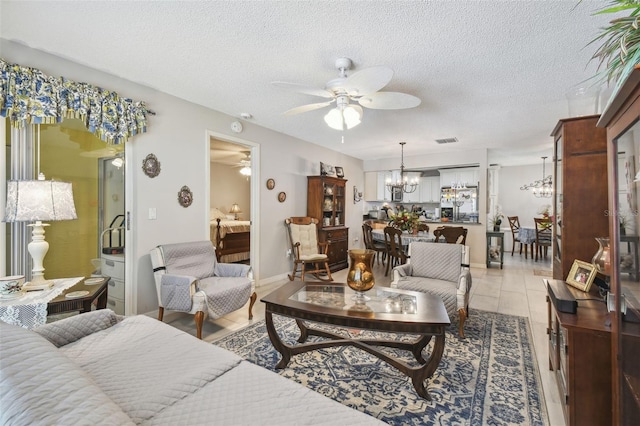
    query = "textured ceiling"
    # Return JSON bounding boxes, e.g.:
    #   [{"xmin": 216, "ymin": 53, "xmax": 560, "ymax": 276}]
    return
[{"xmin": 0, "ymin": 0, "xmax": 620, "ymax": 166}]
